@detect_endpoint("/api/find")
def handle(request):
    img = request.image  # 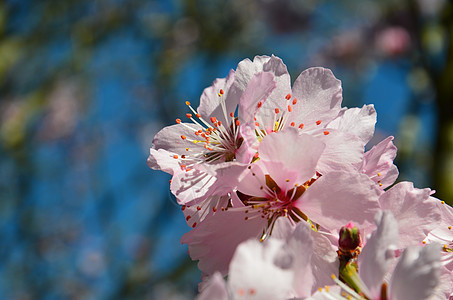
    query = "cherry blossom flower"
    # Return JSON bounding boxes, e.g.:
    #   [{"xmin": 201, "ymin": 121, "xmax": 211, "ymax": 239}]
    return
[
  {"xmin": 233, "ymin": 55, "xmax": 398, "ymax": 188},
  {"xmin": 182, "ymin": 128, "xmax": 381, "ymax": 277},
  {"xmin": 147, "ymin": 69, "xmax": 277, "ymax": 209}
]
